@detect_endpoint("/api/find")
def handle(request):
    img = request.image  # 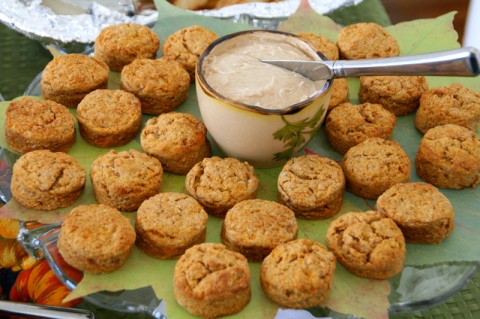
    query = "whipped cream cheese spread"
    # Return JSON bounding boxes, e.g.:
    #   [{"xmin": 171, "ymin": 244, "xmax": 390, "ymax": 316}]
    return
[{"xmin": 202, "ymin": 32, "xmax": 325, "ymax": 110}]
